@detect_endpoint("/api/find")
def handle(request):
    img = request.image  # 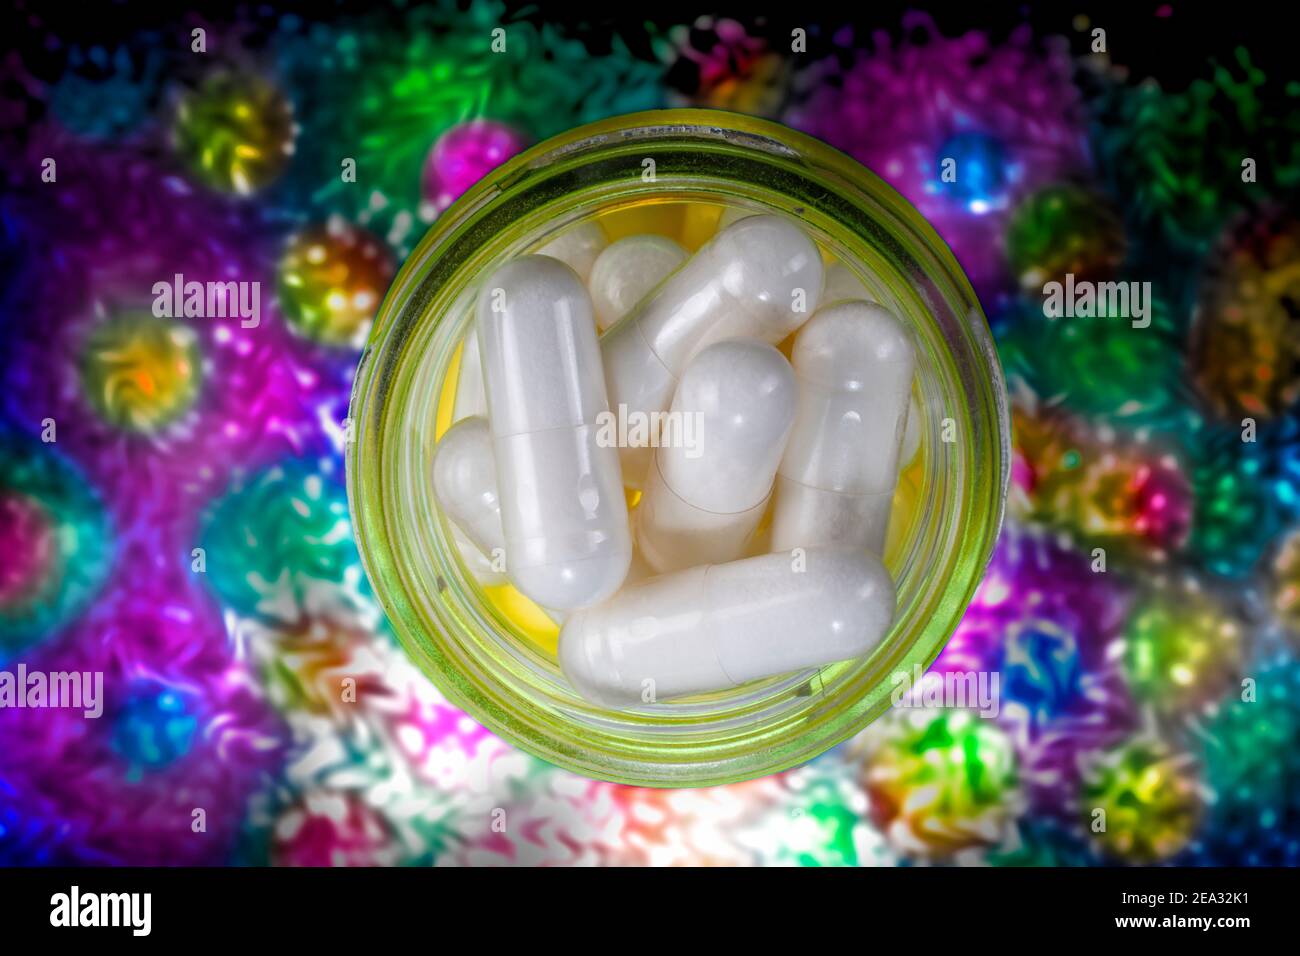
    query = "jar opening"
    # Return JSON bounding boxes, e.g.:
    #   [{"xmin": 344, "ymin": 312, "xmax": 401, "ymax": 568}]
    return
[{"xmin": 348, "ymin": 110, "xmax": 1009, "ymax": 787}]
